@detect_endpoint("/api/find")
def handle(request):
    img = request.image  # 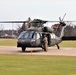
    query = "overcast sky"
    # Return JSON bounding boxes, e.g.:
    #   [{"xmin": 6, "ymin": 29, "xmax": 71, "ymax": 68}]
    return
[{"xmin": 0, "ymin": 0, "xmax": 76, "ymax": 29}]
